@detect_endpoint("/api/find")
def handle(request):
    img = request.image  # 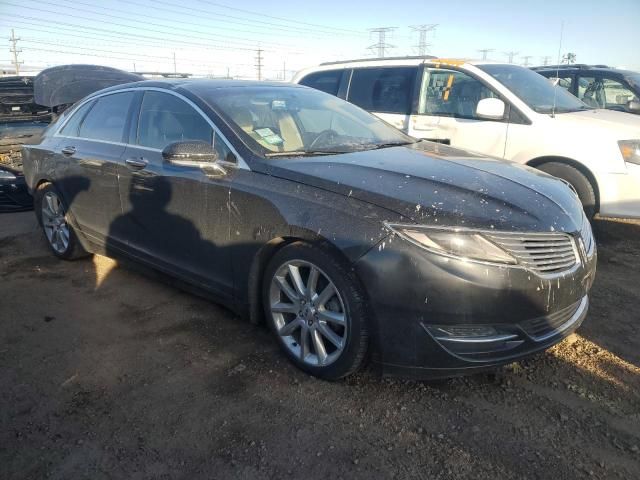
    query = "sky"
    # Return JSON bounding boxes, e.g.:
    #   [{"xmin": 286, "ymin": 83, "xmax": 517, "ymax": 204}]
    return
[{"xmin": 1, "ymin": 0, "xmax": 639, "ymax": 79}]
